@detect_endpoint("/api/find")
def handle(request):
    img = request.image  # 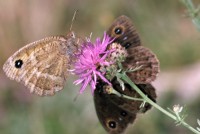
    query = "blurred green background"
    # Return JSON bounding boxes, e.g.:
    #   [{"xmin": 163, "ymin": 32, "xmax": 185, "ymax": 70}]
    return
[{"xmin": 0, "ymin": 0, "xmax": 200, "ymax": 134}]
